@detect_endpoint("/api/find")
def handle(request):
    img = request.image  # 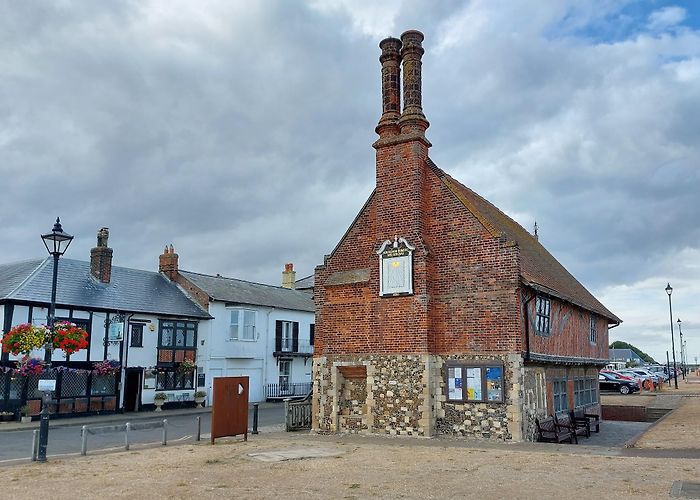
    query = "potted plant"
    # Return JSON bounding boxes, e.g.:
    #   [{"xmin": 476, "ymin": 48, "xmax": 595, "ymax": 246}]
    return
[
  {"xmin": 0, "ymin": 411, "xmax": 13, "ymax": 422},
  {"xmin": 153, "ymin": 392, "xmax": 167, "ymax": 412},
  {"xmin": 177, "ymin": 359, "xmax": 196, "ymax": 375},
  {"xmin": 194, "ymin": 390, "xmax": 206, "ymax": 408},
  {"xmin": 20, "ymin": 405, "xmax": 31, "ymax": 423}
]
